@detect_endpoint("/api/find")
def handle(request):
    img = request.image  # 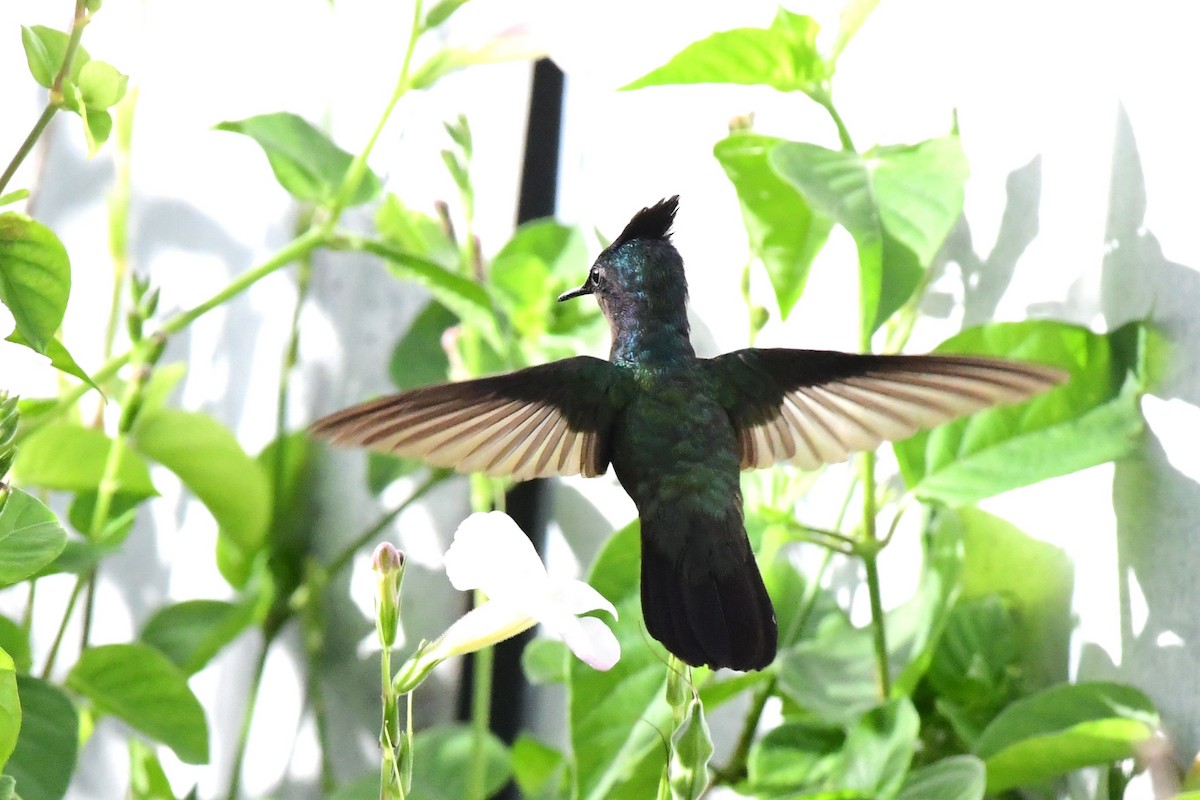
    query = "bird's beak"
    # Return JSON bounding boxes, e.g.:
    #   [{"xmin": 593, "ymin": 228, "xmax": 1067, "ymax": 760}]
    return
[{"xmin": 557, "ymin": 283, "xmax": 593, "ymax": 302}]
